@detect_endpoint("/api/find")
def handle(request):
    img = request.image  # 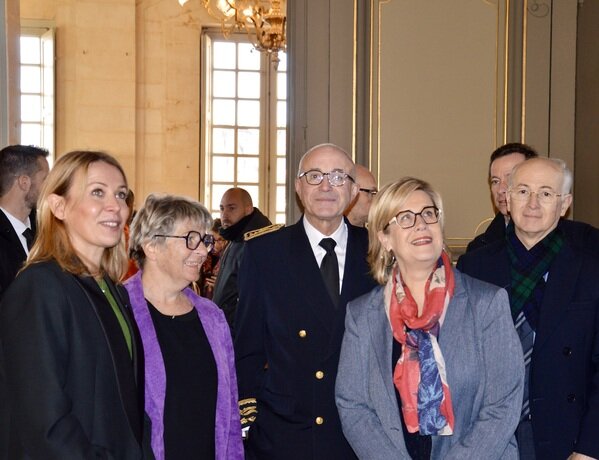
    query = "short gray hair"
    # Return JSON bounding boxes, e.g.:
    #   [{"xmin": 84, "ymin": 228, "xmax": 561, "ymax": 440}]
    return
[
  {"xmin": 509, "ymin": 157, "xmax": 573, "ymax": 195},
  {"xmin": 129, "ymin": 193, "xmax": 213, "ymax": 269}
]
